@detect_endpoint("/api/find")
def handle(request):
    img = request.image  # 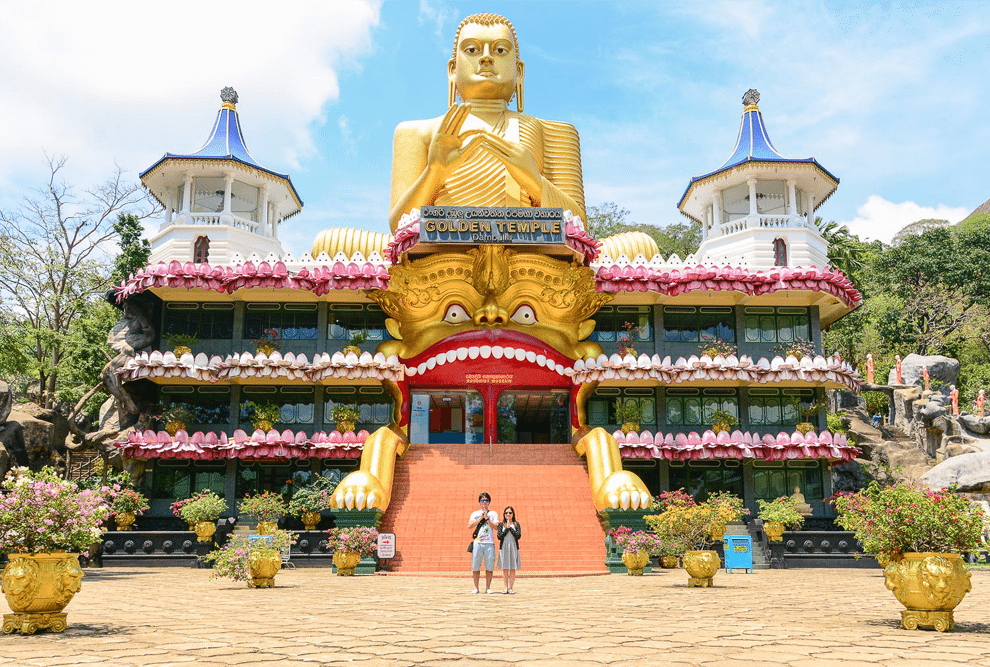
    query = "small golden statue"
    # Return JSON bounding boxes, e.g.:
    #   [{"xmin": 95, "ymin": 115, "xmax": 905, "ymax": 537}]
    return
[
  {"xmin": 791, "ymin": 486, "xmax": 813, "ymax": 517},
  {"xmin": 388, "ymin": 12, "xmax": 585, "ymax": 232}
]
